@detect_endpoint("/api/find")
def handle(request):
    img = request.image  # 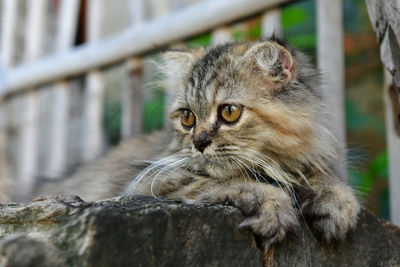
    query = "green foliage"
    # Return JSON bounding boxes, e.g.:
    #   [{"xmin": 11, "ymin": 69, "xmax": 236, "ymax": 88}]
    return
[
  {"xmin": 282, "ymin": 6, "xmax": 307, "ymax": 29},
  {"xmin": 344, "ymin": 0, "xmax": 372, "ymax": 33},
  {"xmin": 232, "ymin": 22, "xmax": 262, "ymax": 42},
  {"xmin": 350, "ymin": 150, "xmax": 388, "ymax": 194},
  {"xmin": 281, "ymin": 0, "xmax": 316, "ymax": 52},
  {"xmin": 286, "ymin": 34, "xmax": 316, "ymax": 51},
  {"xmin": 232, "ymin": 28, "xmax": 245, "ymax": 42},
  {"xmin": 248, "ymin": 23, "xmax": 262, "ymax": 39},
  {"xmin": 349, "ymin": 150, "xmax": 388, "ymax": 218},
  {"xmin": 346, "ymin": 99, "xmax": 385, "ymax": 136},
  {"xmin": 104, "ymin": 101, "xmax": 122, "ymax": 145},
  {"xmin": 187, "ymin": 33, "xmax": 211, "ymax": 47},
  {"xmin": 103, "ymin": 90, "xmax": 165, "ymax": 143}
]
